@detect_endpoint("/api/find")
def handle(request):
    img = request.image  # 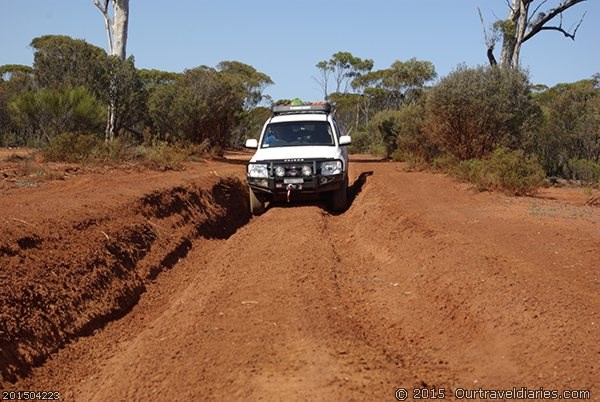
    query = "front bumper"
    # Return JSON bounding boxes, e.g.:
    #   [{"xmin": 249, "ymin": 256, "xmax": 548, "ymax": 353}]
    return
[{"xmin": 247, "ymin": 160, "xmax": 345, "ymax": 198}]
